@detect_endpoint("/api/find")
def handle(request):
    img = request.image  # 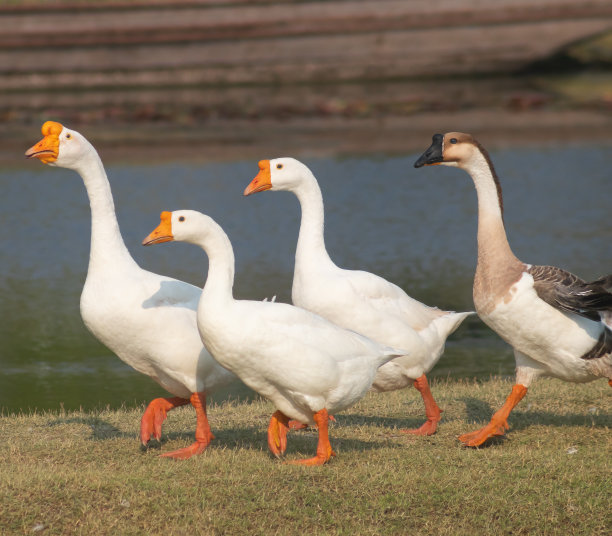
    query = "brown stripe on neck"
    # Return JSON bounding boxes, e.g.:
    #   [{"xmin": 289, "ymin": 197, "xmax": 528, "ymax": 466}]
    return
[
  {"xmin": 470, "ymin": 137, "xmax": 524, "ymax": 314},
  {"xmin": 473, "ymin": 138, "xmax": 504, "ymax": 217}
]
